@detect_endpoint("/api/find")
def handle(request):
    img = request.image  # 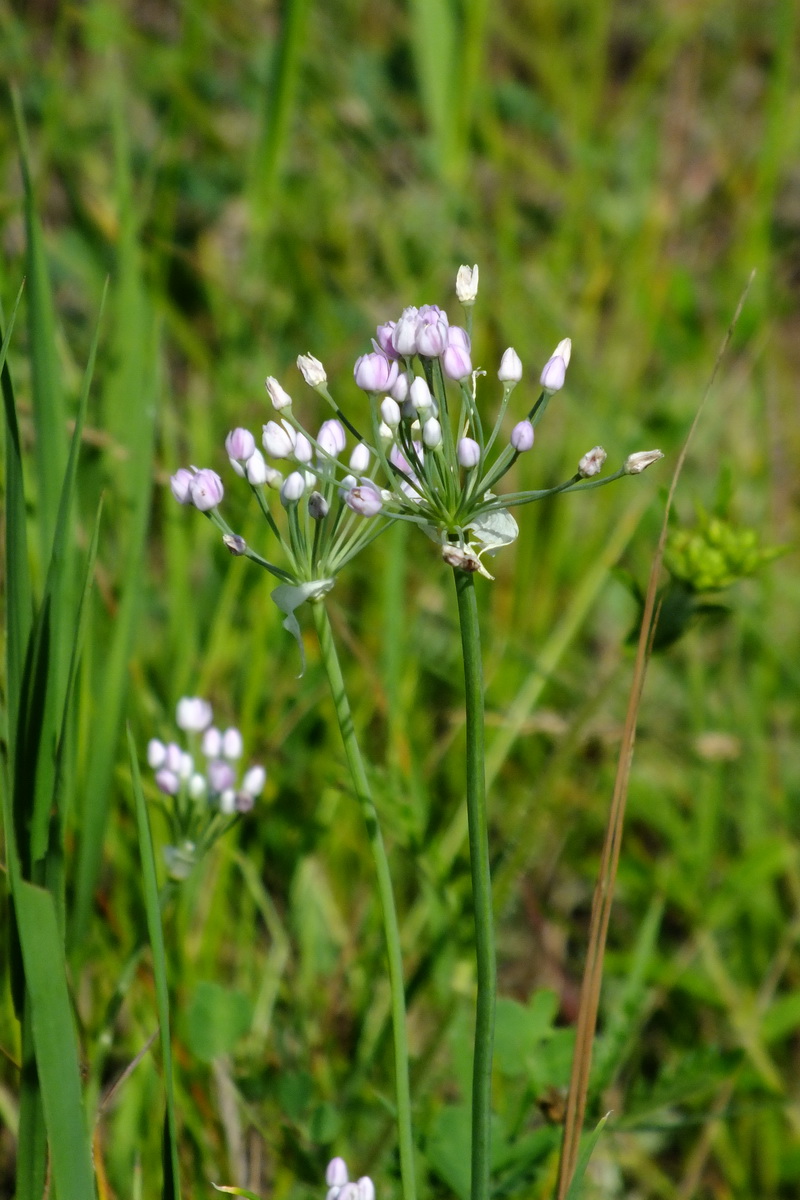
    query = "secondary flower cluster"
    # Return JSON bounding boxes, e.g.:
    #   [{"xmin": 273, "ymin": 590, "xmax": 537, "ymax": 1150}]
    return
[
  {"xmin": 325, "ymin": 1157, "xmax": 375, "ymax": 1200},
  {"xmin": 147, "ymin": 696, "xmax": 265, "ymax": 879},
  {"xmin": 170, "ymin": 263, "xmax": 663, "ymax": 602}
]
